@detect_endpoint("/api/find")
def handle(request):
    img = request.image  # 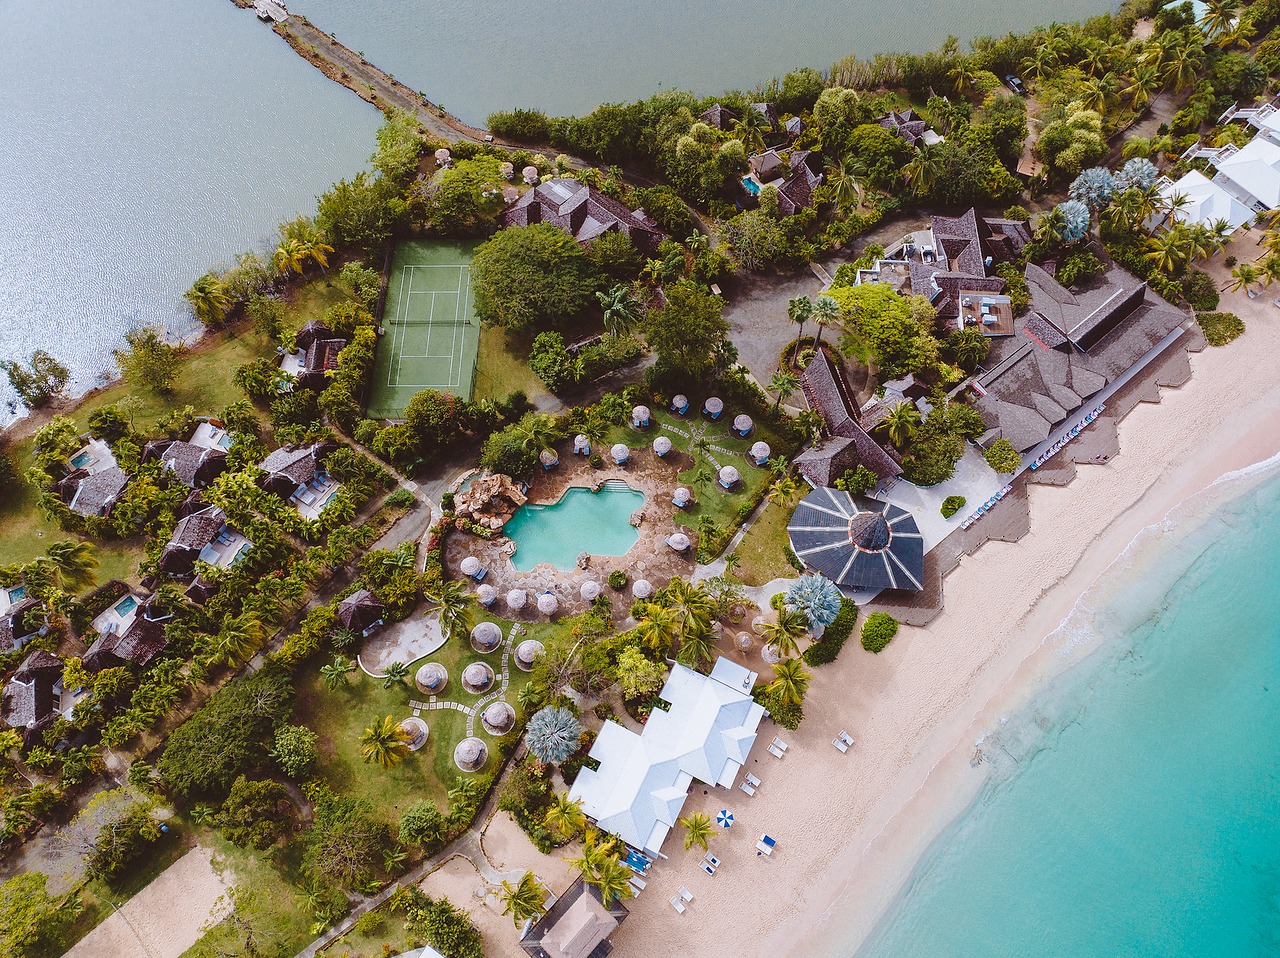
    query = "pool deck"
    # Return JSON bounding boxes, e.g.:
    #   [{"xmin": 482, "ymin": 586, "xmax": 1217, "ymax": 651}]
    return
[{"xmin": 443, "ymin": 442, "xmax": 696, "ymax": 622}]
